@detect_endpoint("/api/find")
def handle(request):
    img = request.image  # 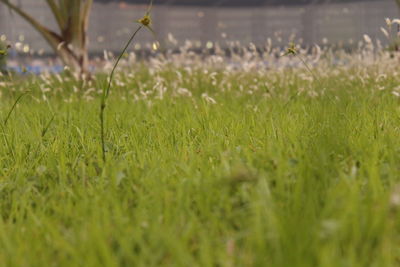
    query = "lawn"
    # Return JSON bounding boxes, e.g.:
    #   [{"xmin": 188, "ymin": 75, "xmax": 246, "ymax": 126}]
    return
[{"xmin": 1, "ymin": 50, "xmax": 400, "ymax": 266}]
